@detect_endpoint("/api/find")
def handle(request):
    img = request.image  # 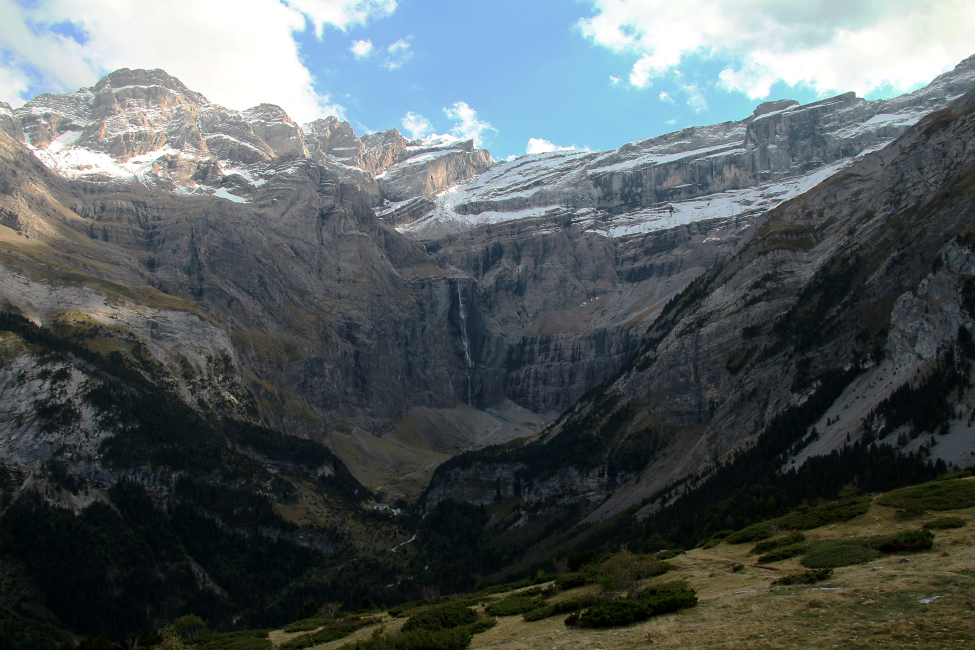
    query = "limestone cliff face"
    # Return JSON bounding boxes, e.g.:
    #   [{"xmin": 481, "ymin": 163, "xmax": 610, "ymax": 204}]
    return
[
  {"xmin": 12, "ymin": 68, "xmax": 493, "ymax": 210},
  {"xmin": 394, "ymin": 55, "xmax": 975, "ymax": 238},
  {"xmin": 5, "ymin": 61, "xmax": 975, "ymax": 504},
  {"xmin": 423, "ymin": 211, "xmax": 745, "ymax": 414},
  {"xmin": 423, "ymin": 85, "xmax": 975, "ymax": 525},
  {"xmin": 379, "ymin": 141, "xmax": 494, "ymax": 201}
]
